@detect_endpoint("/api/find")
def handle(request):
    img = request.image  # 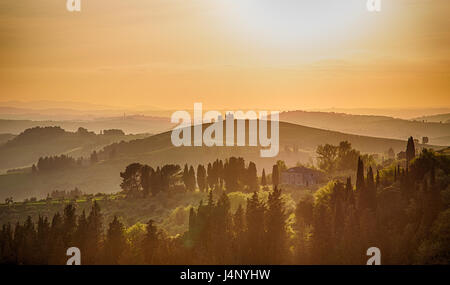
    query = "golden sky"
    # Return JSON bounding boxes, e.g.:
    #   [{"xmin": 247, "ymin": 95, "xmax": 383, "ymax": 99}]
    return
[{"xmin": 0, "ymin": 0, "xmax": 449, "ymax": 110}]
